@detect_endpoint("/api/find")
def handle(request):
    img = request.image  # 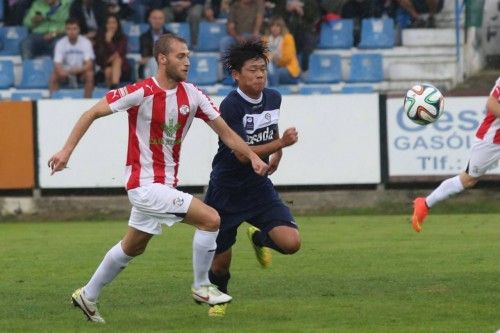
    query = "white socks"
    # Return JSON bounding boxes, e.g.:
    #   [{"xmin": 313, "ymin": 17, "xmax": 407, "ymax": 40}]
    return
[
  {"xmin": 83, "ymin": 241, "xmax": 133, "ymax": 302},
  {"xmin": 192, "ymin": 229, "xmax": 219, "ymax": 289},
  {"xmin": 426, "ymin": 175, "xmax": 465, "ymax": 208}
]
